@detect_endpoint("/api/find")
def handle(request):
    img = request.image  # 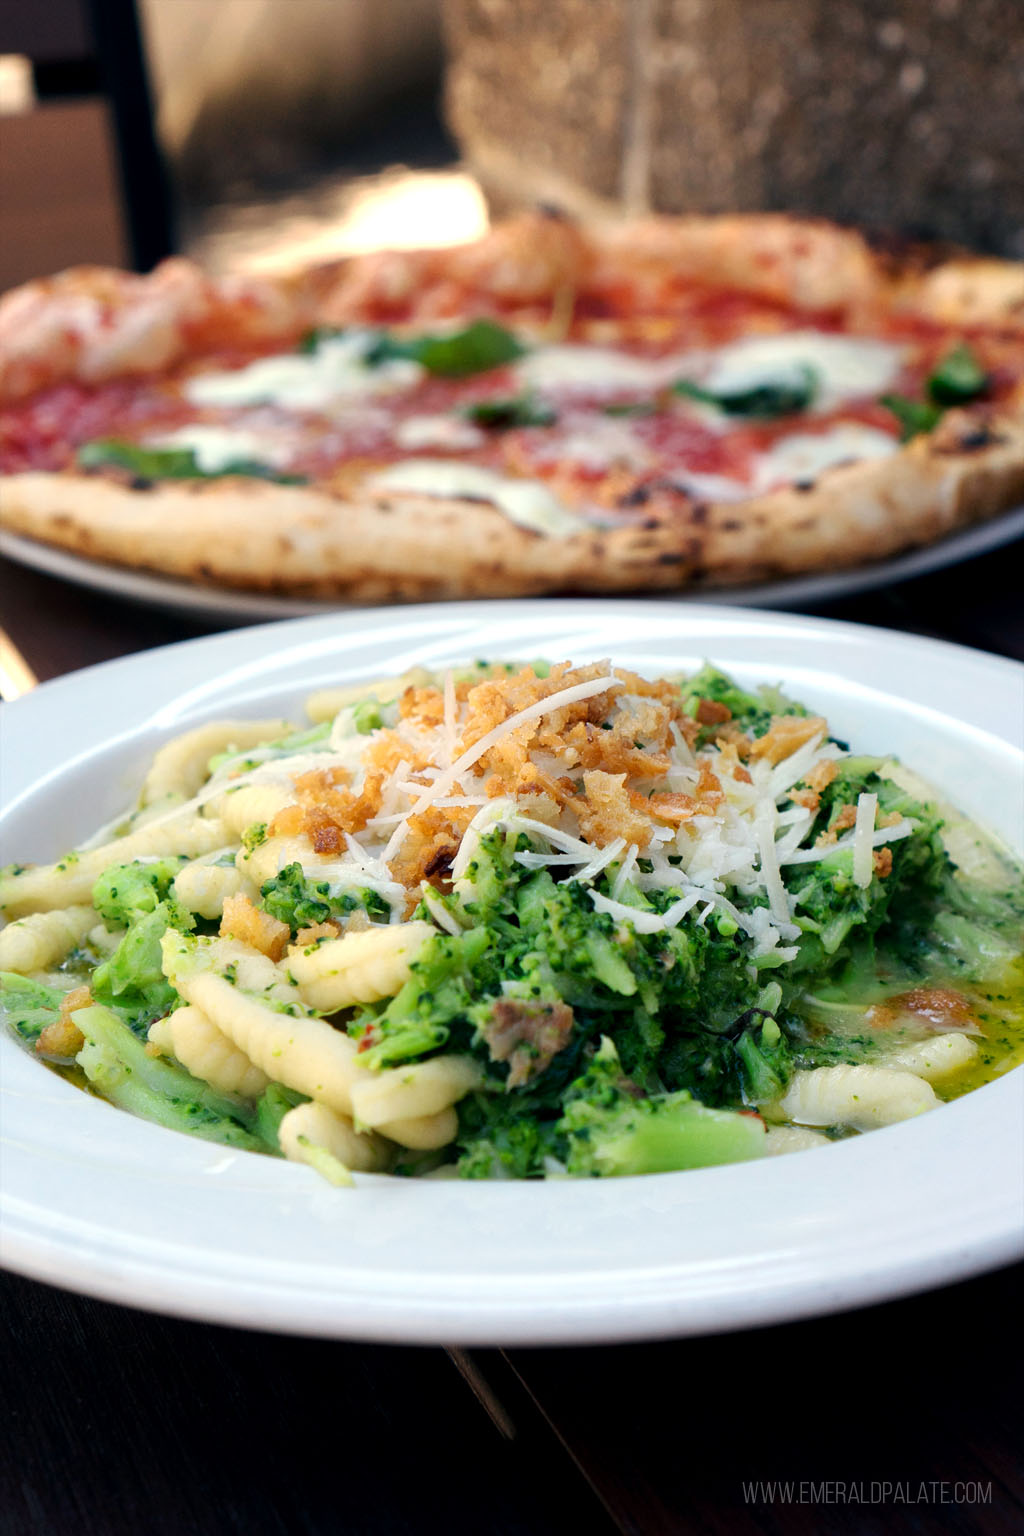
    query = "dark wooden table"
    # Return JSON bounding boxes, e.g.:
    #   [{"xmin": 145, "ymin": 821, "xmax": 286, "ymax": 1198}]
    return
[{"xmin": 2, "ymin": 545, "xmax": 1022, "ymax": 1536}]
